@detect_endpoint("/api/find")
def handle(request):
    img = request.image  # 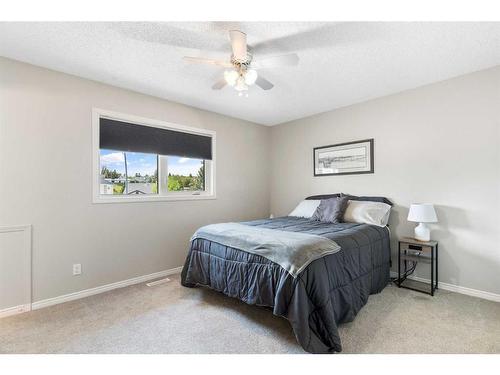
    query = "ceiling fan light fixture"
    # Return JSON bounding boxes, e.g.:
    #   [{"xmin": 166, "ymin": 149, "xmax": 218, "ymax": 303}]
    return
[
  {"xmin": 244, "ymin": 69, "xmax": 258, "ymax": 85},
  {"xmin": 234, "ymin": 76, "xmax": 248, "ymax": 92},
  {"xmin": 224, "ymin": 70, "xmax": 239, "ymax": 86}
]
